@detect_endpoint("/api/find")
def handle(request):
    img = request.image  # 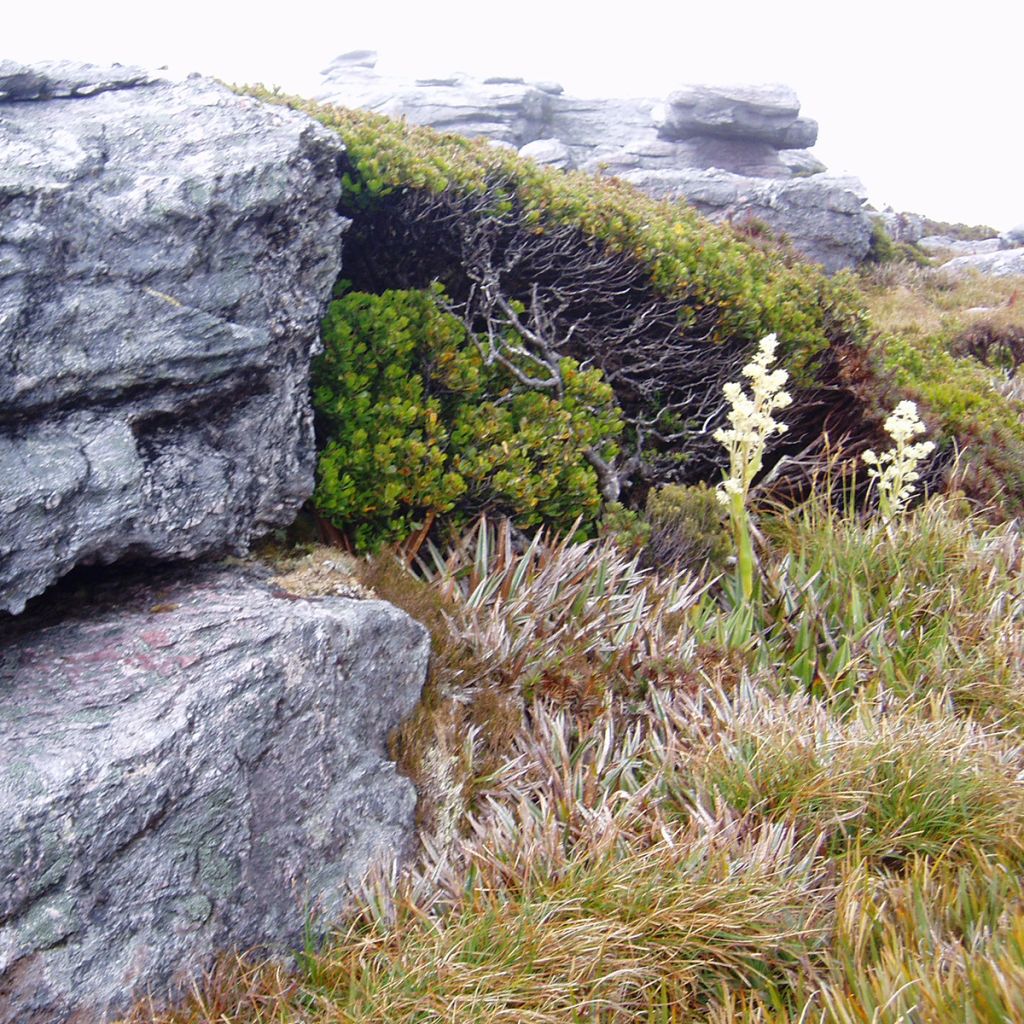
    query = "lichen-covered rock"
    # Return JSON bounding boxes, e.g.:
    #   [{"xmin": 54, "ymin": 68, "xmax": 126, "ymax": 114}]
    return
[
  {"xmin": 0, "ymin": 62, "xmax": 347, "ymax": 614},
  {"xmin": 0, "ymin": 563, "xmax": 429, "ymax": 1023}
]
